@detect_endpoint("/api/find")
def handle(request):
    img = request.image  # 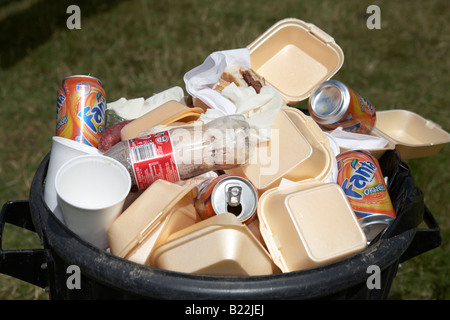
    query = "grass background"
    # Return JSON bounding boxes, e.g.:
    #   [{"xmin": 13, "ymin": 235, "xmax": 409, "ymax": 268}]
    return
[{"xmin": 0, "ymin": 0, "xmax": 448, "ymax": 300}]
